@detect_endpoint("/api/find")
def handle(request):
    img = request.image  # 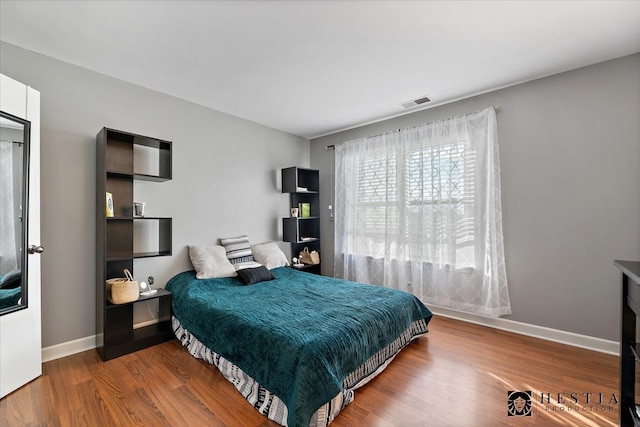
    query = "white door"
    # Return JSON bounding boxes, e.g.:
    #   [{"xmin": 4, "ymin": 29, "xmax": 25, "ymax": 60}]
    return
[{"xmin": 0, "ymin": 73, "xmax": 42, "ymax": 398}]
